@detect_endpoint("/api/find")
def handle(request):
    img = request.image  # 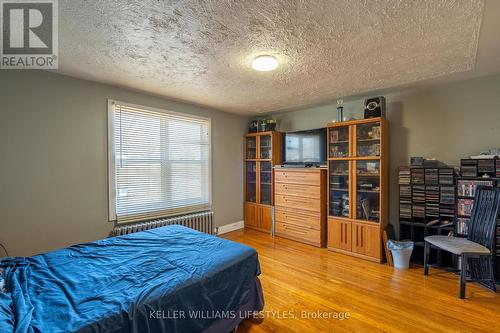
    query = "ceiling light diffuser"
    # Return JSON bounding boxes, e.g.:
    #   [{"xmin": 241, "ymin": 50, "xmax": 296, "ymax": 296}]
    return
[{"xmin": 252, "ymin": 55, "xmax": 278, "ymax": 71}]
